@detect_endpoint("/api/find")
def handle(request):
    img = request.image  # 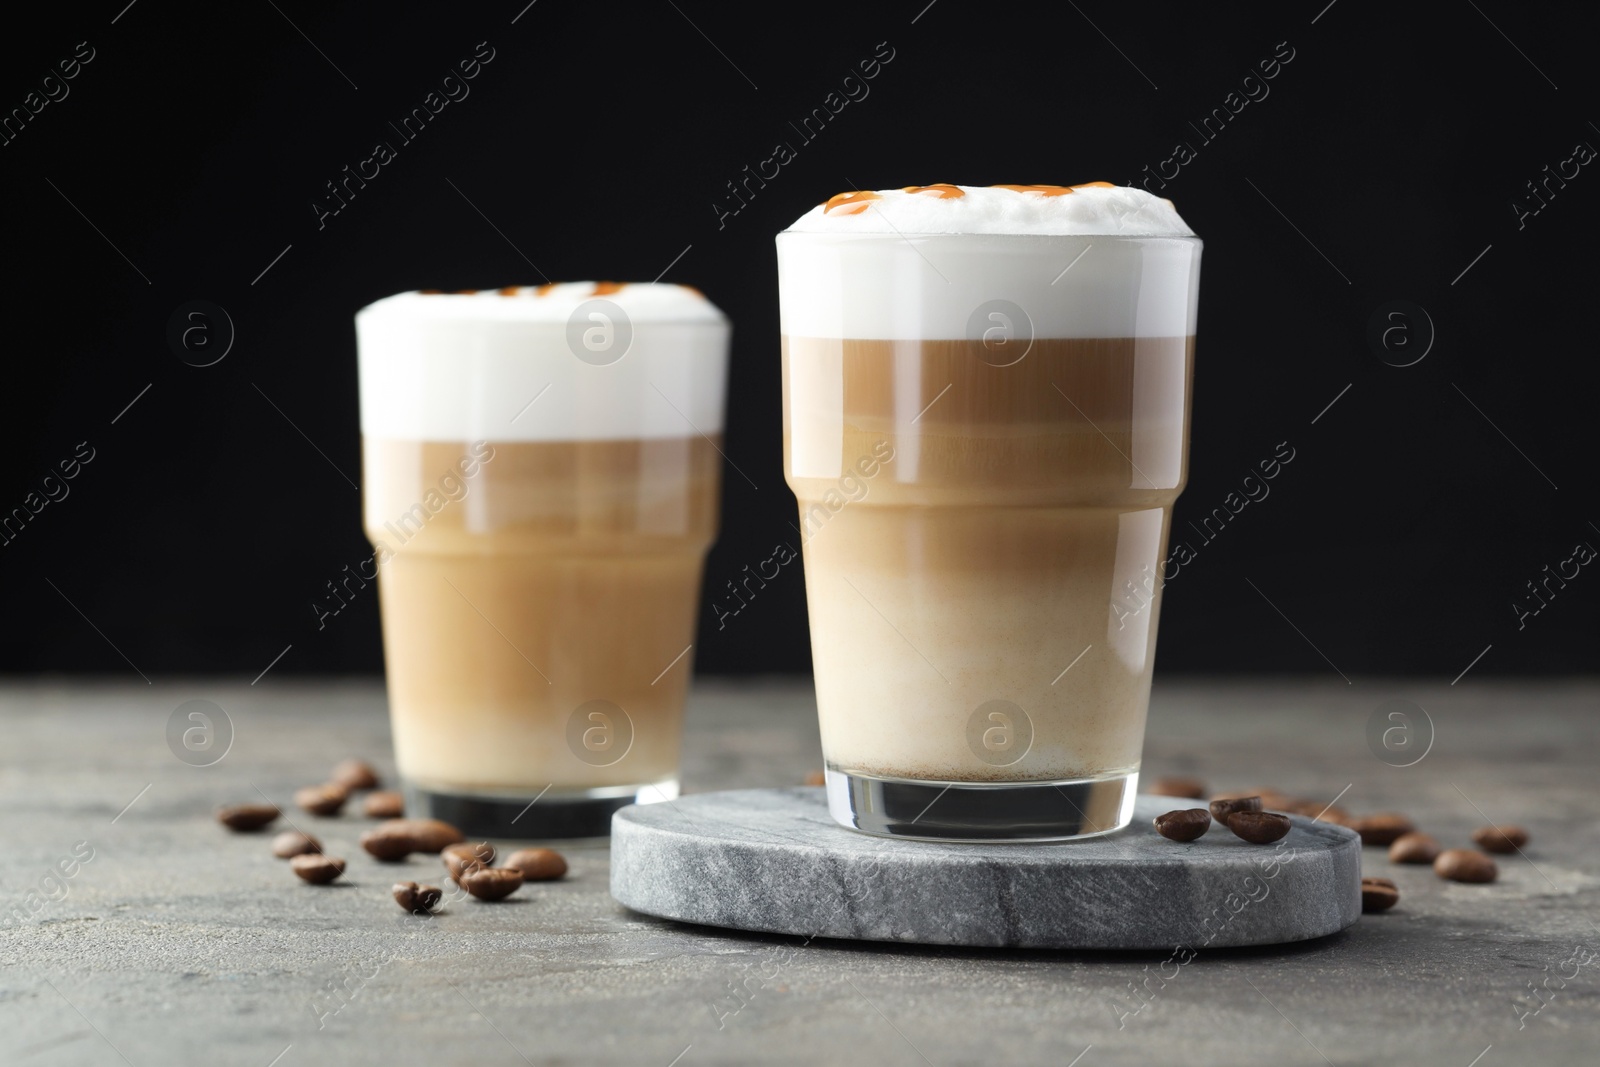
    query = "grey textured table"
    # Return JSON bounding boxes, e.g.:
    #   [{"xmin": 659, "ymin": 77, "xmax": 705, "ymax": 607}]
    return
[{"xmin": 3, "ymin": 678, "xmax": 1598, "ymax": 1066}]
